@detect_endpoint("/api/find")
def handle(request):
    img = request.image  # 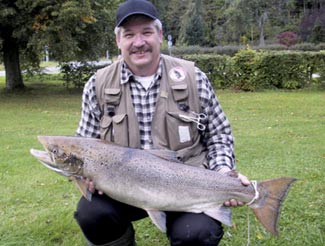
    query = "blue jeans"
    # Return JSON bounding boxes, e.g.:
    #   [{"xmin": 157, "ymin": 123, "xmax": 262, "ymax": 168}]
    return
[{"xmin": 74, "ymin": 192, "xmax": 224, "ymax": 246}]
